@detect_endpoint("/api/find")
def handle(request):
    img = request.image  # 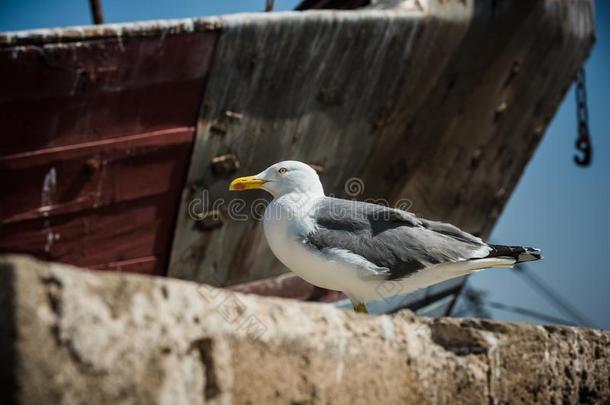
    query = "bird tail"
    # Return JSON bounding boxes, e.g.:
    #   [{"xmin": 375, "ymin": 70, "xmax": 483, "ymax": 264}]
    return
[{"xmin": 486, "ymin": 244, "xmax": 543, "ymax": 263}]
